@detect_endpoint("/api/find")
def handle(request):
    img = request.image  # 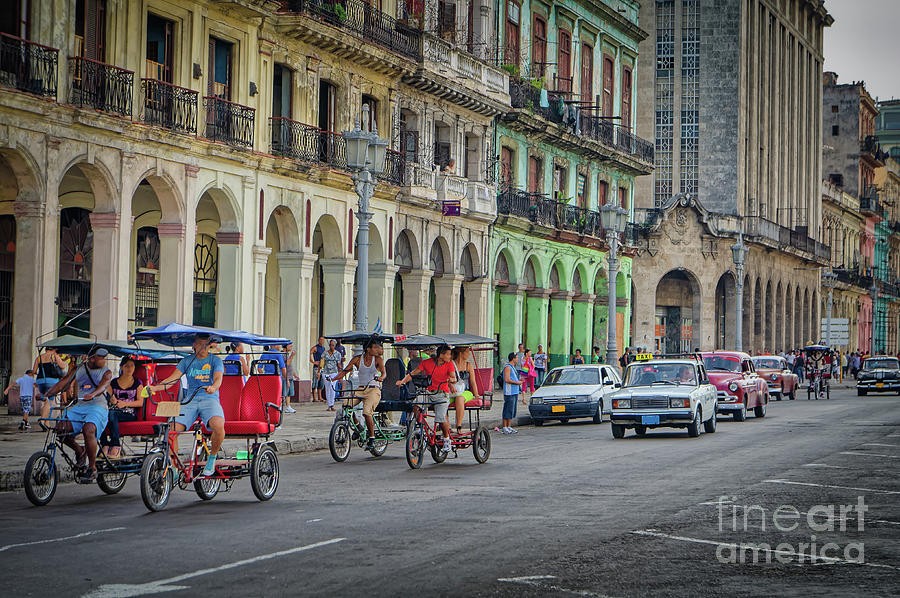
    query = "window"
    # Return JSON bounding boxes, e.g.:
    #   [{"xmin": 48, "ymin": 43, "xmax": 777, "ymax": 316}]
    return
[
  {"xmin": 831, "ymin": 105, "xmax": 839, "ymax": 113},
  {"xmin": 466, "ymin": 0, "xmax": 474, "ymax": 52},
  {"xmin": 618, "ymin": 186, "xmax": 628, "ymax": 209},
  {"xmin": 75, "ymin": 0, "xmax": 105, "ymax": 61},
  {"xmin": 621, "ymin": 66, "xmax": 633, "ymax": 128},
  {"xmin": 501, "ymin": 146, "xmax": 514, "ymax": 188},
  {"xmin": 553, "ymin": 164, "xmax": 567, "ymax": 199},
  {"xmin": 146, "ymin": 14, "xmax": 174, "ymax": 82},
  {"xmin": 400, "ymin": 109, "xmax": 418, "ymax": 163},
  {"xmin": 527, "ymin": 155, "xmax": 543, "ymax": 193},
  {"xmin": 505, "ymin": 1, "xmax": 520, "ymax": 68},
  {"xmin": 532, "ymin": 16, "xmax": 547, "ymax": 78},
  {"xmin": 362, "ymin": 94, "xmax": 378, "ymax": 132},
  {"xmin": 832, "ymin": 125, "xmax": 839, "ymax": 136},
  {"xmin": 602, "ymin": 54, "xmax": 614, "ymax": 117},
  {"xmin": 439, "ymin": 0, "xmax": 456, "ymax": 42},
  {"xmin": 0, "ymin": 0, "xmax": 29, "ymax": 38},
  {"xmin": 318, "ymin": 81, "xmax": 337, "ymax": 132},
  {"xmin": 208, "ymin": 37, "xmax": 233, "ymax": 99},
  {"xmin": 576, "ymin": 172, "xmax": 588, "ymax": 208},
  {"xmin": 580, "ymin": 43, "xmax": 593, "ymax": 105},
  {"xmin": 272, "ymin": 64, "xmax": 292, "ymax": 119},
  {"xmin": 654, "ymin": 0, "xmax": 675, "ymax": 207},
  {"xmin": 557, "ymin": 29, "xmax": 572, "ymax": 93},
  {"xmin": 464, "ymin": 134, "xmax": 480, "ymax": 179},
  {"xmin": 598, "ymin": 179, "xmax": 609, "ymax": 207},
  {"xmin": 434, "ymin": 122, "xmax": 452, "ymax": 169}
]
